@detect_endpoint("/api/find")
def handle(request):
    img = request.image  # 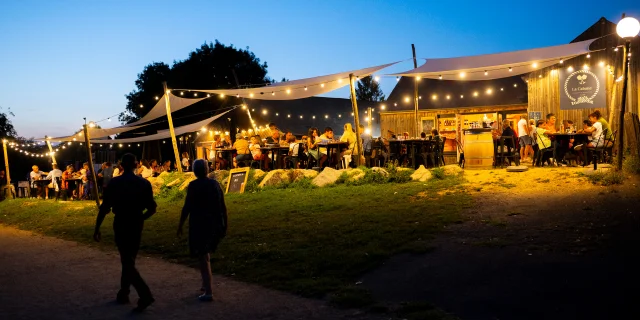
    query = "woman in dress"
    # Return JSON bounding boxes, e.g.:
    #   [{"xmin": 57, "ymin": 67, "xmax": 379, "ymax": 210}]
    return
[
  {"xmin": 306, "ymin": 127, "xmax": 327, "ymax": 168},
  {"xmin": 177, "ymin": 159, "xmax": 227, "ymax": 301}
]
